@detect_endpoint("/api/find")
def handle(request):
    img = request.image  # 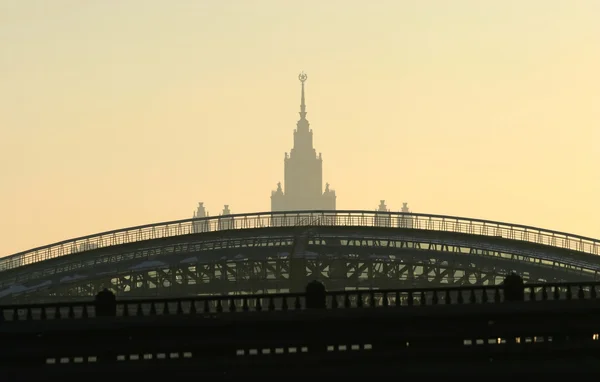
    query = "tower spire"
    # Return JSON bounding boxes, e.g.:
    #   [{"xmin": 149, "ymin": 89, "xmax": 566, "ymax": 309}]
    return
[{"xmin": 298, "ymin": 72, "xmax": 307, "ymax": 120}]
